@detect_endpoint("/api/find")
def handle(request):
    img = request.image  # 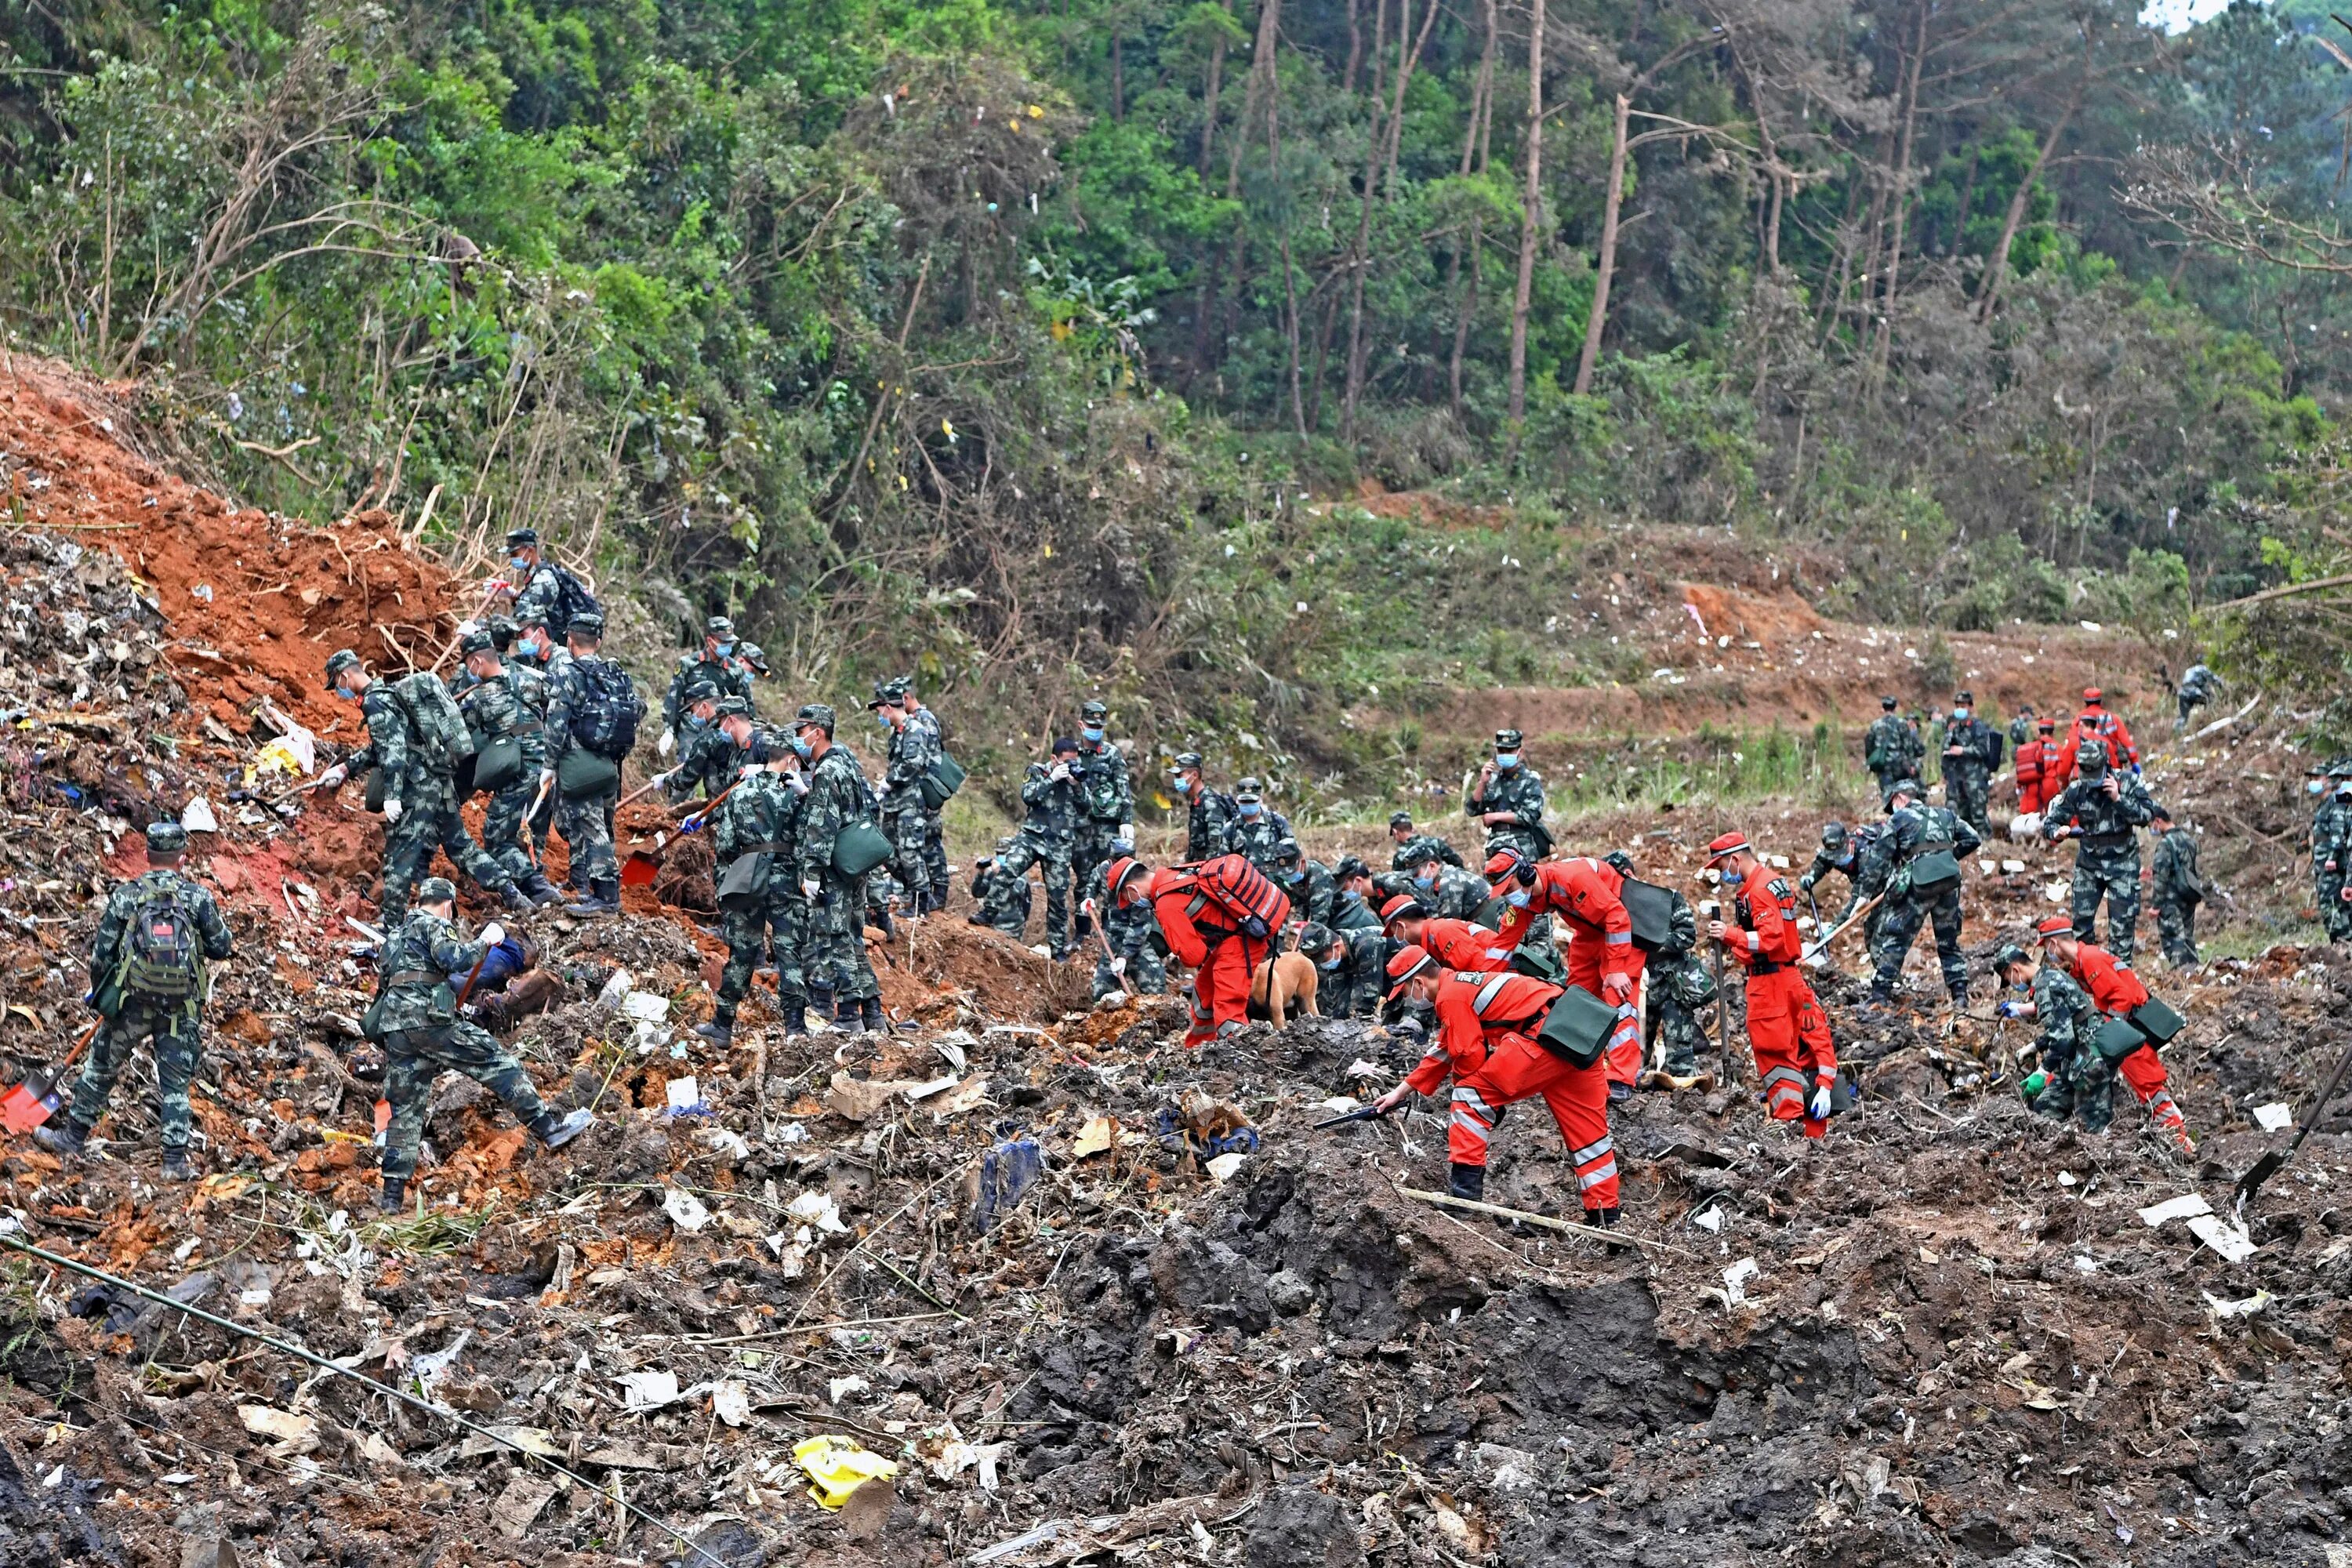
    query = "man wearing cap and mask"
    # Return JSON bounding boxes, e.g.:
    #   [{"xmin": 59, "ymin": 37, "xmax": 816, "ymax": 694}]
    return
[
  {"xmin": 1860, "ymin": 777, "xmax": 1981, "ymax": 1020},
  {"xmin": 2316, "ymin": 763, "xmax": 2352, "ymax": 943},
  {"xmin": 1936, "ymin": 690, "xmax": 2002, "ymax": 837},
  {"xmin": 1367, "ymin": 946, "xmax": 1621, "ymax": 1221},
  {"xmin": 970, "ymin": 837, "xmax": 1034, "ymax": 938},
  {"xmin": 869, "ymin": 677, "xmax": 942, "ymax": 916},
  {"xmin": 1606, "ymin": 848, "xmax": 1714, "ymax": 1083},
  {"xmin": 1465, "ymin": 730, "xmax": 1548, "ymax": 861},
  {"xmin": 1704, "ymin": 833, "xmax": 1839, "ymax": 1137},
  {"xmin": 34, "ymin": 821, "xmax": 235, "ymax": 1179},
  {"xmin": 2041, "ymin": 739, "xmax": 2157, "ymax": 965},
  {"xmin": 1293, "ymin": 920, "xmax": 1388, "ymax": 1019},
  {"xmin": 897, "ymin": 678, "xmax": 953, "ymax": 902},
  {"xmin": 456, "ymin": 630, "xmax": 563, "ymax": 907},
  {"xmin": 1864, "ymin": 695, "xmax": 1920, "ymax": 797},
  {"xmin": 1797, "ymin": 820, "xmax": 1883, "ymax": 938},
  {"xmin": 1407, "ymin": 844, "xmax": 1492, "ymax": 922},
  {"xmin": 1329, "ymin": 857, "xmax": 1384, "ymax": 932},
  {"xmin": 655, "ymin": 682, "xmax": 732, "ymax": 804},
  {"xmin": 1991, "ymin": 942, "xmax": 2103, "ymax": 1127},
  {"xmin": 1482, "ymin": 848, "xmax": 1643, "ymax": 1094},
  {"xmin": 662, "ymin": 615, "xmax": 753, "ymax": 752},
  {"xmin": 1222, "ymin": 777, "xmax": 1294, "ymax": 873},
  {"xmin": 791, "ymin": 702, "xmax": 886, "ymax": 1032},
  {"xmin": 1388, "ymin": 811, "xmax": 1464, "ymax": 873},
  {"xmin": 1171, "ymin": 753, "xmax": 1239, "ymax": 863},
  {"xmin": 696, "ymin": 732, "xmax": 810, "ymax": 1044},
  {"xmin": 503, "ymin": 527, "xmax": 601, "ymax": 644},
  {"xmin": 1272, "ymin": 838, "xmax": 1338, "ymax": 927},
  {"xmin": 1000, "ymin": 739, "xmax": 1084, "ymax": 960},
  {"xmin": 1084, "ymin": 831, "xmax": 1168, "ymax": 1000},
  {"xmin": 318, "ymin": 650, "xmax": 534, "ymax": 925},
  {"xmin": 1069, "ymin": 702, "xmax": 1133, "ymax": 930},
  {"xmin": 538, "ymin": 612, "xmax": 644, "ymax": 915}
]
